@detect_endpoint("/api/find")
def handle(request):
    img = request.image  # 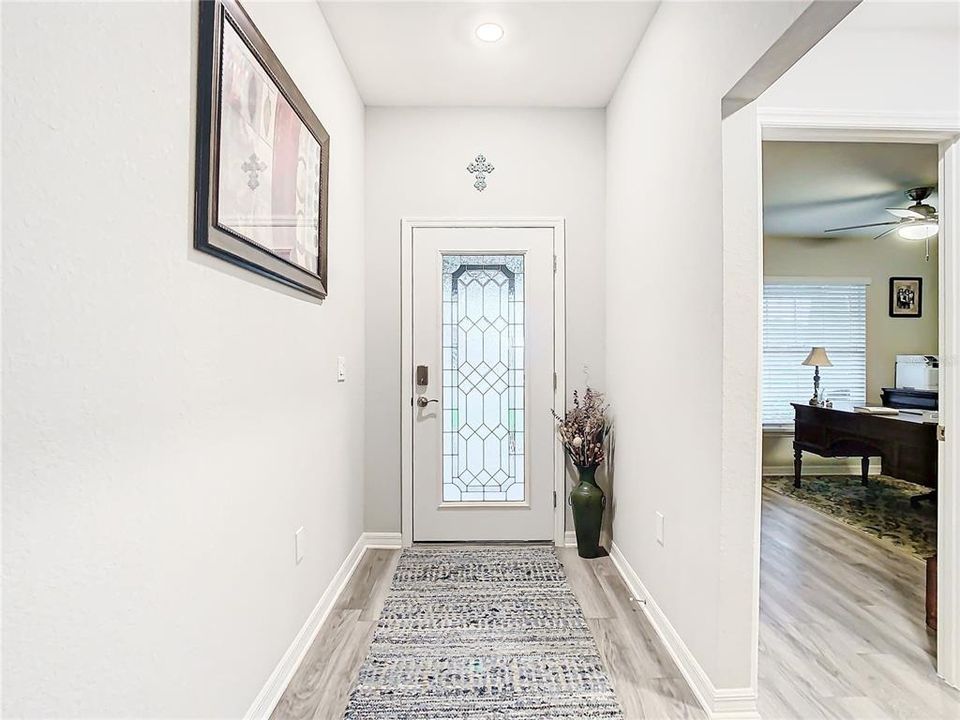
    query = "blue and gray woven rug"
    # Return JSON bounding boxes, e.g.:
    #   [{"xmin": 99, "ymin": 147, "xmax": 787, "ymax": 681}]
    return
[{"xmin": 343, "ymin": 545, "xmax": 623, "ymax": 719}]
